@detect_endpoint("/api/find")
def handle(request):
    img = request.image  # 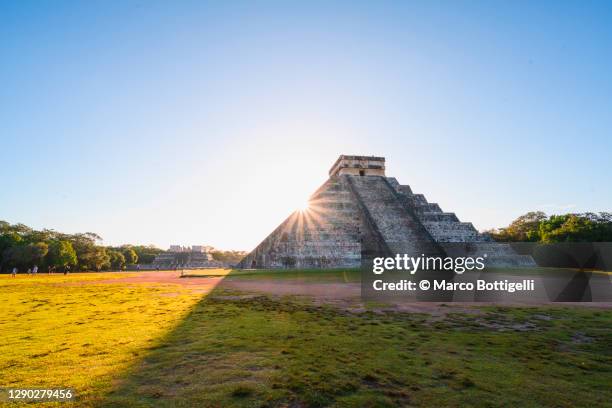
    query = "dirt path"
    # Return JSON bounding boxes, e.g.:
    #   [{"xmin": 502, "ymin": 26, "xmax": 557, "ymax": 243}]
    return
[
  {"xmin": 220, "ymin": 279, "xmax": 361, "ymax": 299},
  {"xmin": 96, "ymin": 271, "xmax": 224, "ymax": 287},
  {"xmin": 52, "ymin": 271, "xmax": 611, "ymax": 312}
]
